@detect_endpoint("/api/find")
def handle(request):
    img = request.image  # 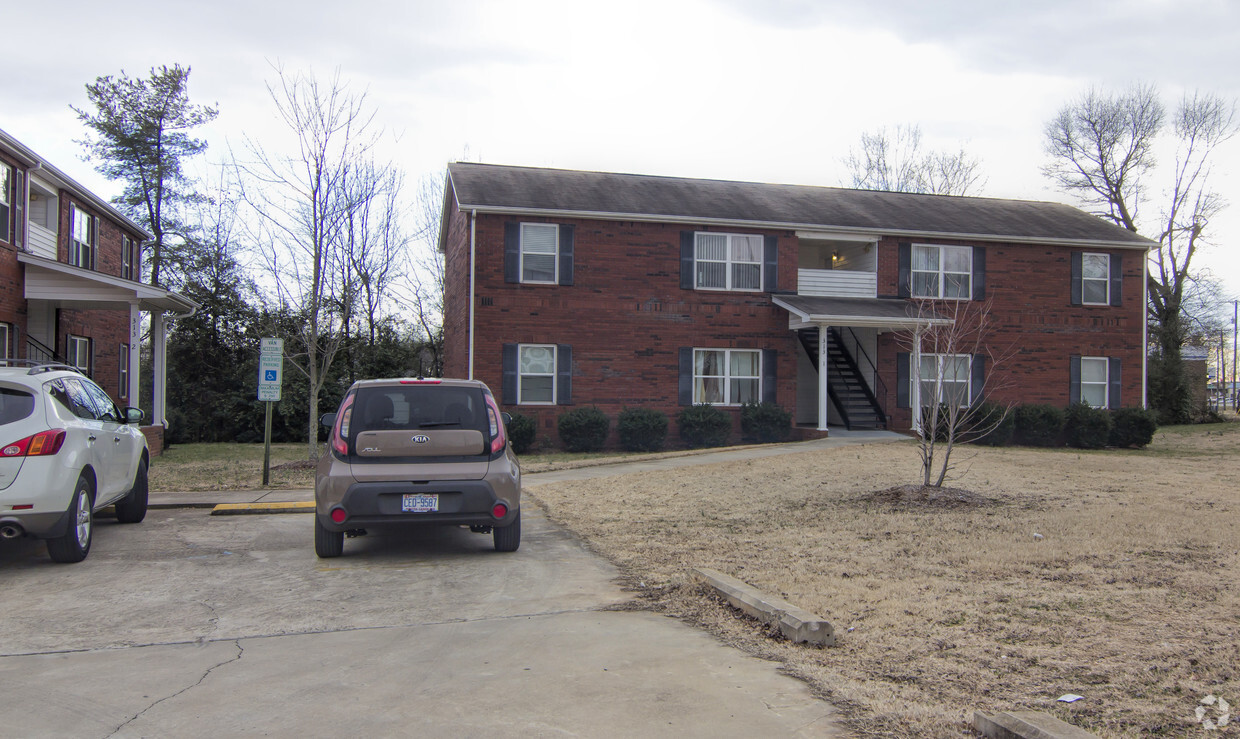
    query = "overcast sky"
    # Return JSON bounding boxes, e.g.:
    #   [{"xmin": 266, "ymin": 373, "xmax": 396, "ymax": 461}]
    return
[{"xmin": 4, "ymin": 0, "xmax": 1239, "ymax": 305}]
